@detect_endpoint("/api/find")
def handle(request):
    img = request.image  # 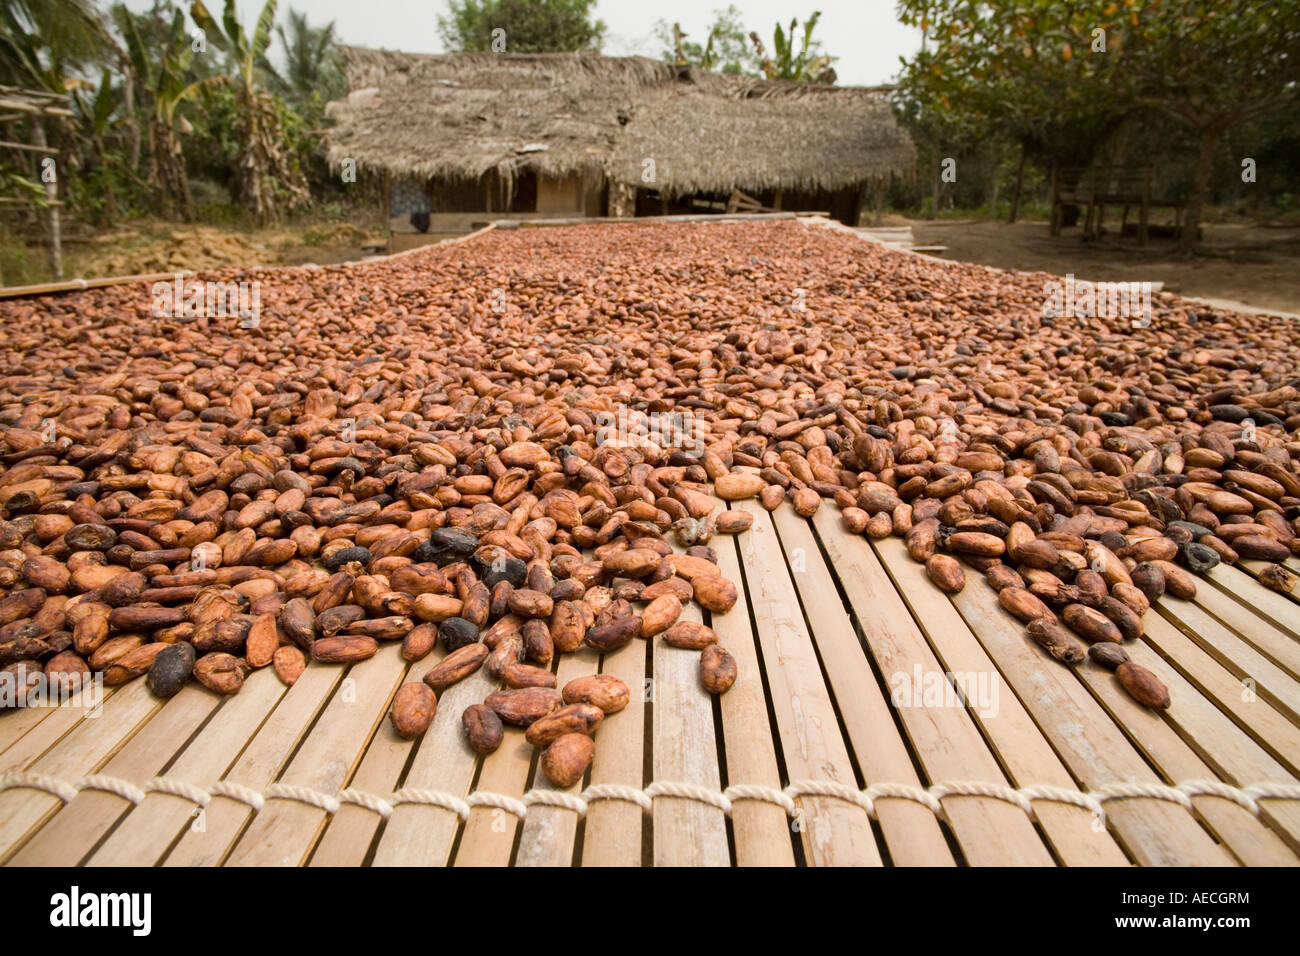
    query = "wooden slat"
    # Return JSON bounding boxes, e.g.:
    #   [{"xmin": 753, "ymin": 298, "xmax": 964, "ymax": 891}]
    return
[
  {"xmin": 369, "ymin": 665, "xmax": 496, "ymax": 866},
  {"xmin": 7, "ymin": 685, "xmax": 219, "ymax": 865},
  {"xmin": 652, "ymin": 596, "xmax": 730, "ymax": 865},
  {"xmin": 1200, "ymin": 564, "xmax": 1300, "ymax": 664},
  {"xmin": 308, "ymin": 653, "xmax": 442, "ymax": 866},
  {"xmin": 1237, "ymin": 559, "xmax": 1300, "ymax": 607},
  {"xmin": 0, "ymin": 687, "xmax": 119, "ymax": 772},
  {"xmin": 161, "ymin": 663, "xmax": 344, "ymax": 866},
  {"xmin": 865, "ymin": 533, "xmax": 1128, "ymax": 866},
  {"xmin": 735, "ymin": 502, "xmax": 881, "ymax": 866},
  {"xmin": 580, "ymin": 633, "xmax": 648, "ymax": 866},
  {"xmin": 85, "ymin": 668, "xmax": 287, "ymax": 866},
  {"xmin": 1205, "ymin": 564, "xmax": 1300, "ymax": 643},
  {"xmin": 1138, "ymin": 606, "xmax": 1300, "ymax": 777},
  {"xmin": 710, "ymin": 532, "xmax": 797, "ymax": 866},
  {"xmin": 1070, "ymin": 640, "xmax": 1297, "ymax": 864},
  {"xmin": 1119, "ymin": 615, "xmax": 1300, "ymax": 856},
  {"xmin": 0, "ymin": 677, "xmax": 161, "ymax": 860},
  {"xmin": 224, "ymin": 645, "xmax": 408, "ymax": 866},
  {"xmin": 514, "ymin": 647, "xmax": 601, "ymax": 867},
  {"xmin": 451, "ymin": 714, "xmax": 536, "ymax": 866},
  {"xmin": 1155, "ymin": 598, "xmax": 1300, "ymax": 722},
  {"xmin": 946, "ymin": 577, "xmax": 1234, "ymax": 865},
  {"xmin": 769, "ymin": 511, "xmax": 954, "ymax": 865},
  {"xmin": 0, "ymin": 701, "xmax": 59, "ymax": 758},
  {"xmin": 809, "ymin": 510, "xmax": 1054, "ymax": 866}
]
